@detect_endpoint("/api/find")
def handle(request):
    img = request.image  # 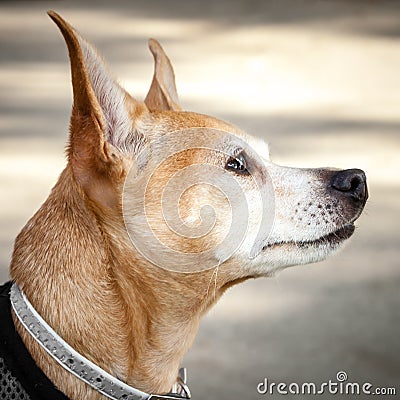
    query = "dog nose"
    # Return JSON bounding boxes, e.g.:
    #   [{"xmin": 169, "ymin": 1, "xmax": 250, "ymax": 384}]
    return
[{"xmin": 330, "ymin": 169, "xmax": 368, "ymax": 202}]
